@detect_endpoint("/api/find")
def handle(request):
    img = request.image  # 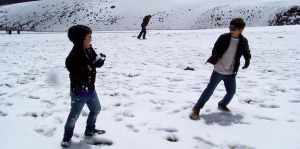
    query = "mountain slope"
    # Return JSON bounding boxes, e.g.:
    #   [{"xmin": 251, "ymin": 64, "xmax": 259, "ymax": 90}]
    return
[{"xmin": 0, "ymin": 0, "xmax": 299, "ymax": 31}]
